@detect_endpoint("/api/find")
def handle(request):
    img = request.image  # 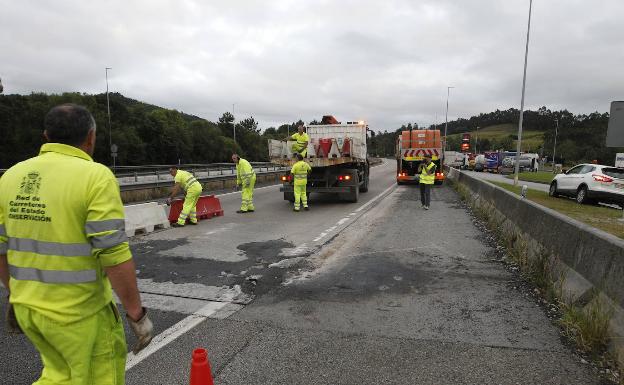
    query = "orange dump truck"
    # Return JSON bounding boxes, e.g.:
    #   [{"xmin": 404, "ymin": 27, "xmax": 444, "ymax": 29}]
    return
[{"xmin": 396, "ymin": 129, "xmax": 445, "ymax": 185}]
